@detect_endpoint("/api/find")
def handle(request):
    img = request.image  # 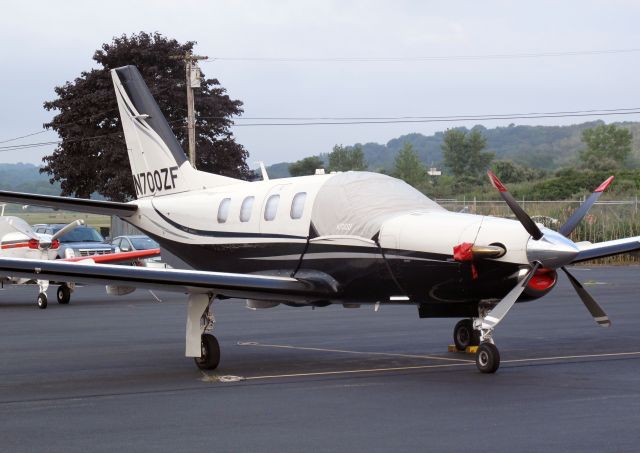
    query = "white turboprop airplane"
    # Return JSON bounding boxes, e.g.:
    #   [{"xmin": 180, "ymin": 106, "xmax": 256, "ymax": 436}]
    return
[
  {"xmin": 0, "ymin": 65, "xmax": 638, "ymax": 373},
  {"xmin": 0, "ymin": 216, "xmax": 161, "ymax": 308}
]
